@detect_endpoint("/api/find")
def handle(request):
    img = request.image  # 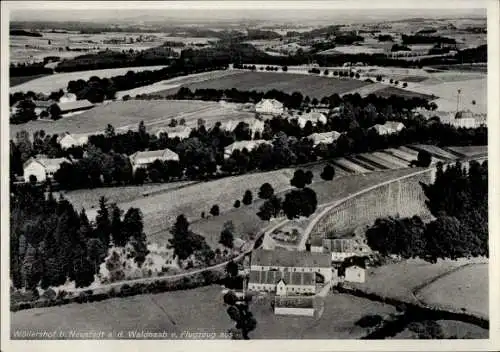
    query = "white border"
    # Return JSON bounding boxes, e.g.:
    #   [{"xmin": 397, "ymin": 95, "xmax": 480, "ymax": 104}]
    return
[{"xmin": 1, "ymin": 1, "xmax": 499, "ymax": 351}]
